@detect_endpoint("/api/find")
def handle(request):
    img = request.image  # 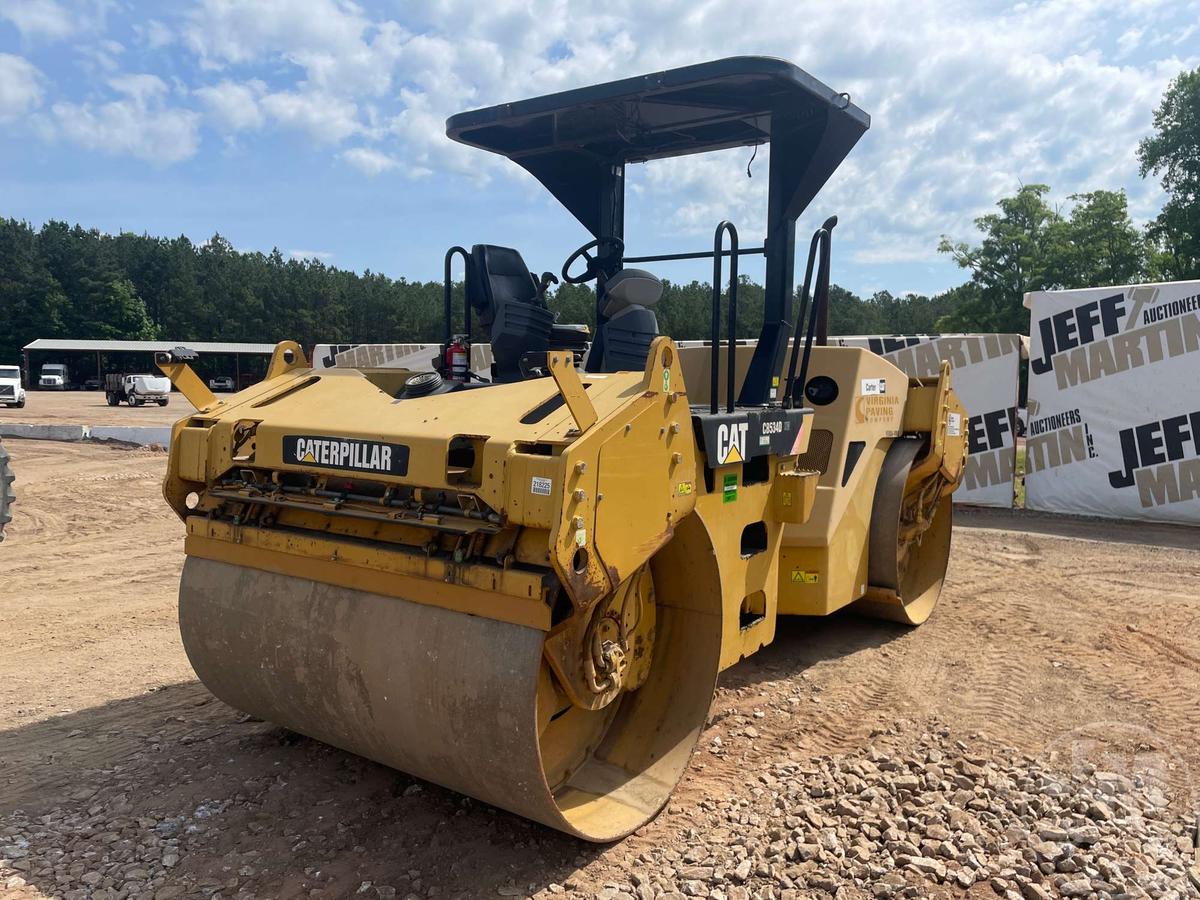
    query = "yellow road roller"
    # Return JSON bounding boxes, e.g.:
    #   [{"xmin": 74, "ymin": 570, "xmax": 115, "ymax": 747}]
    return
[{"xmin": 156, "ymin": 57, "xmax": 967, "ymax": 841}]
